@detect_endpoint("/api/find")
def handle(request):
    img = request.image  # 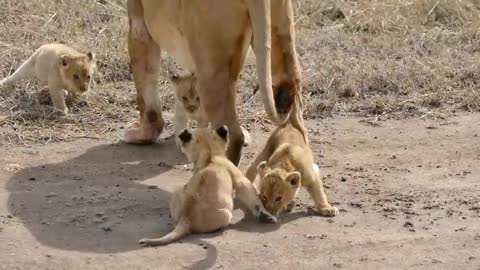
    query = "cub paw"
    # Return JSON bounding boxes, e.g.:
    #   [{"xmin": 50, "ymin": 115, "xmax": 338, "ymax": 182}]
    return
[
  {"xmin": 53, "ymin": 107, "xmax": 68, "ymax": 116},
  {"xmin": 285, "ymin": 201, "xmax": 296, "ymax": 213},
  {"xmin": 317, "ymin": 205, "xmax": 339, "ymax": 217},
  {"xmin": 258, "ymin": 210, "xmax": 277, "ymax": 224}
]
